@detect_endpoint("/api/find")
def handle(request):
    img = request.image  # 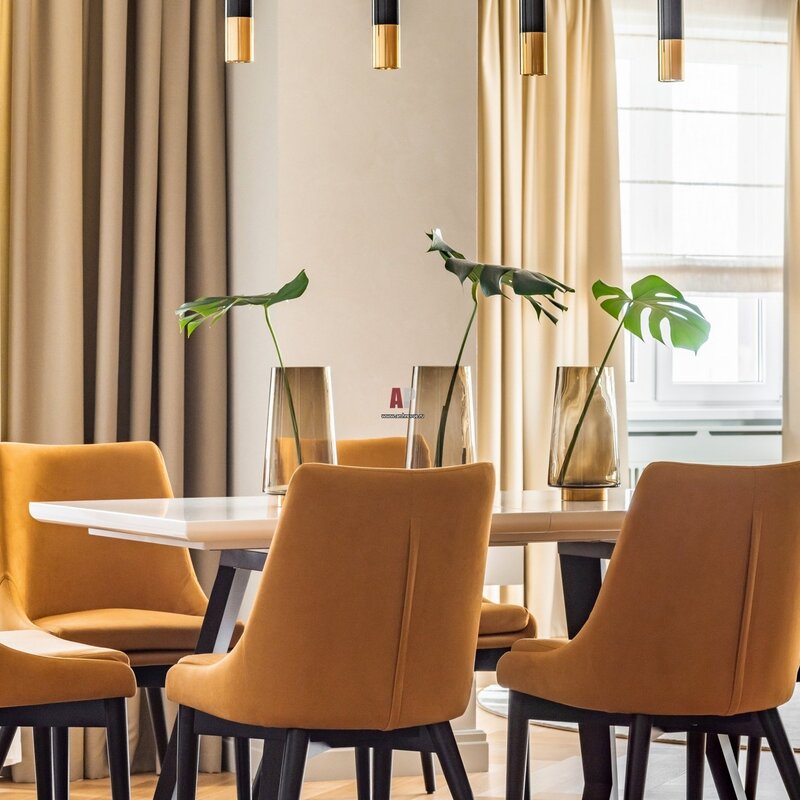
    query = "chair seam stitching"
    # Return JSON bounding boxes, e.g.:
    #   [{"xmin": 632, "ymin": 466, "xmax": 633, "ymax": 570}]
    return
[{"xmin": 386, "ymin": 517, "xmax": 421, "ymax": 730}]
